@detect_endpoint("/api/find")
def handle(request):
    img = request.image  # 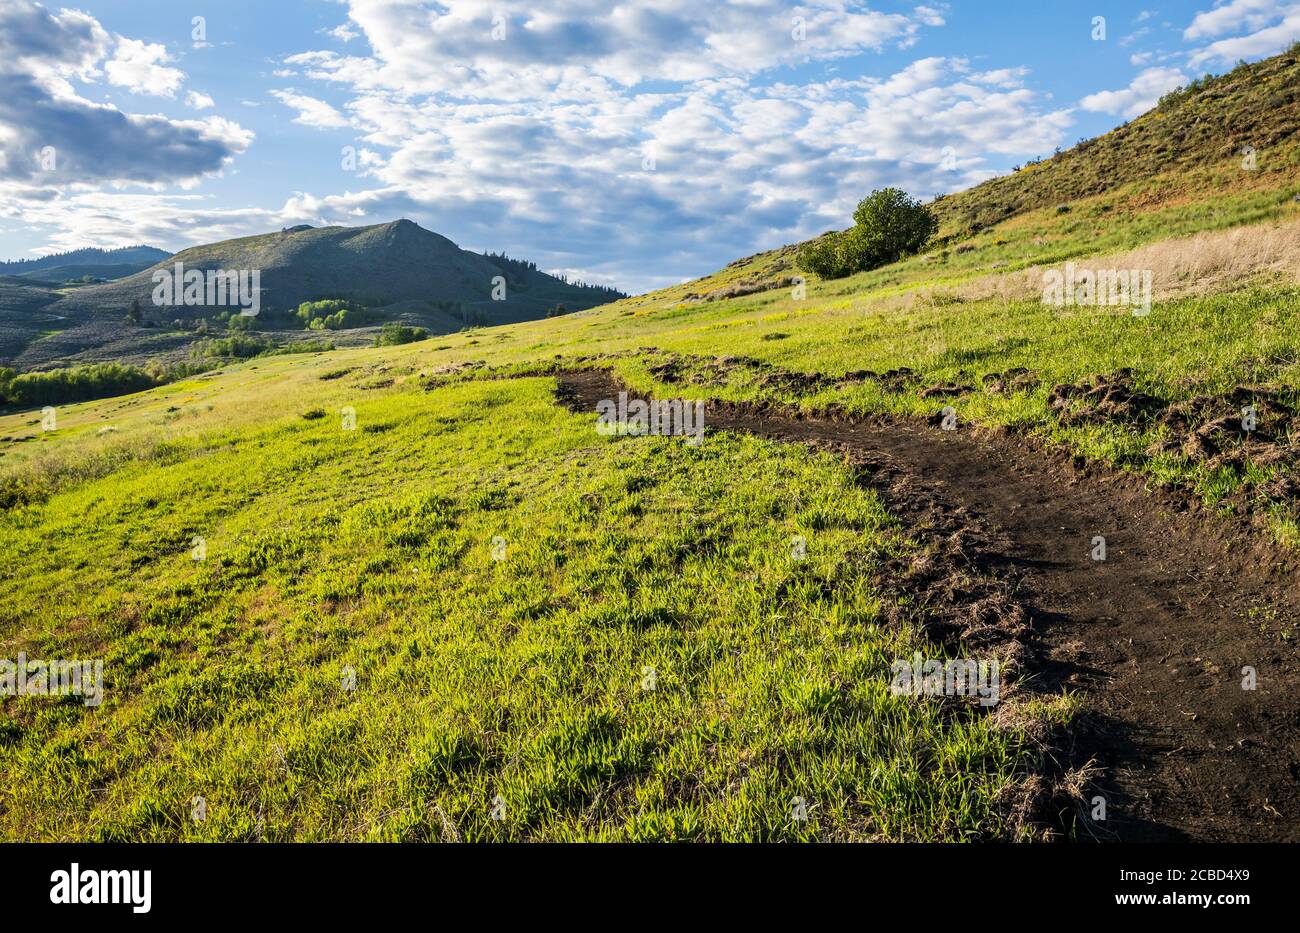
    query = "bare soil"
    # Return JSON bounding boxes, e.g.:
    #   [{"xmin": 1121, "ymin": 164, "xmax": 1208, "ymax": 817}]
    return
[{"xmin": 555, "ymin": 368, "xmax": 1300, "ymax": 842}]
